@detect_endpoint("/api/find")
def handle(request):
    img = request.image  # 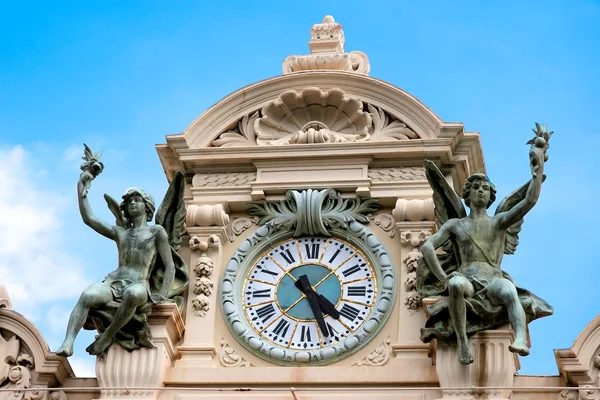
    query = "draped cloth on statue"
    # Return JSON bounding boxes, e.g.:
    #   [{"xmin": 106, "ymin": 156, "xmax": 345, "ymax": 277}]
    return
[{"xmin": 84, "ymin": 248, "xmax": 188, "ymax": 351}]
